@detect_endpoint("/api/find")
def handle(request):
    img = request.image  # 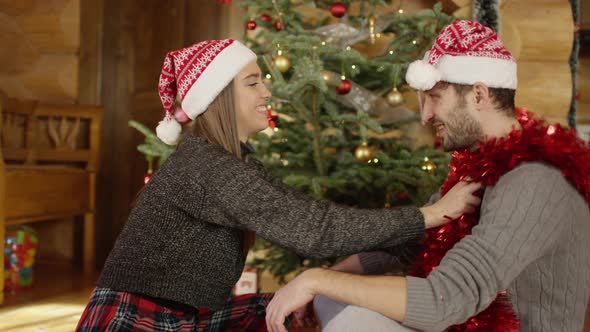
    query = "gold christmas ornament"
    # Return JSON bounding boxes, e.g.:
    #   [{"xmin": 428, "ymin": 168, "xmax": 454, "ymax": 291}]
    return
[
  {"xmin": 274, "ymin": 55, "xmax": 291, "ymax": 73},
  {"xmin": 322, "ymin": 70, "xmax": 332, "ymax": 84},
  {"xmin": 321, "ymin": 70, "xmax": 341, "ymax": 86},
  {"xmin": 368, "ymin": 15, "xmax": 376, "ymax": 44},
  {"xmin": 421, "ymin": 157, "xmax": 436, "ymax": 174},
  {"xmin": 354, "ymin": 143, "xmax": 374, "ymax": 162},
  {"xmin": 386, "ymin": 87, "xmax": 404, "ymax": 106}
]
